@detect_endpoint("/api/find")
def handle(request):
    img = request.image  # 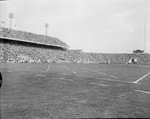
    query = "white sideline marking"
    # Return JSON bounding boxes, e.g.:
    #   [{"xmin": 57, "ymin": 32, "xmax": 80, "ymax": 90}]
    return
[
  {"xmin": 82, "ymin": 68, "xmax": 119, "ymax": 79},
  {"xmin": 60, "ymin": 73, "xmax": 68, "ymax": 75},
  {"xmin": 134, "ymin": 72, "xmax": 150, "ymax": 83},
  {"xmin": 60, "ymin": 78, "xmax": 65, "ymax": 79},
  {"xmin": 118, "ymin": 93, "xmax": 127, "ymax": 97},
  {"xmin": 63, "ymin": 66, "xmax": 77, "ymax": 74},
  {"xmin": 7, "ymin": 70, "xmax": 13, "ymax": 72},
  {"xmin": 6, "ymin": 69, "xmax": 23, "ymax": 72},
  {"xmin": 77, "ymin": 100, "xmax": 87, "ymax": 103},
  {"xmin": 46, "ymin": 65, "xmax": 50, "ymax": 72},
  {"xmin": 8, "ymin": 68, "xmax": 46, "ymax": 73},
  {"xmin": 36, "ymin": 75, "xmax": 45, "ymax": 77},
  {"xmin": 75, "ymin": 74, "xmax": 133, "ymax": 83},
  {"xmin": 9, "ymin": 65, "xmax": 33, "ymax": 71},
  {"xmin": 90, "ymin": 83, "xmax": 109, "ymax": 86},
  {"xmin": 60, "ymin": 73, "xmax": 133, "ymax": 83},
  {"xmin": 27, "ymin": 65, "xmax": 33, "ymax": 69},
  {"xmin": 134, "ymin": 90, "xmax": 150, "ymax": 94},
  {"xmin": 12, "ymin": 67, "xmax": 25, "ymax": 70},
  {"xmin": 59, "ymin": 78, "xmax": 73, "ymax": 81},
  {"xmin": 26, "ymin": 69, "xmax": 46, "ymax": 72},
  {"xmin": 117, "ymin": 92, "xmax": 132, "ymax": 97}
]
